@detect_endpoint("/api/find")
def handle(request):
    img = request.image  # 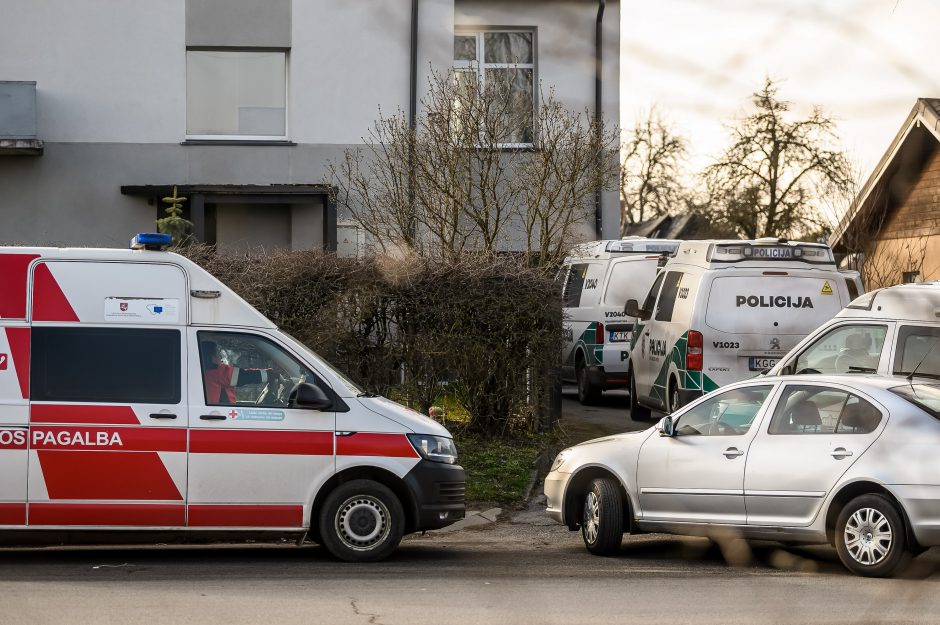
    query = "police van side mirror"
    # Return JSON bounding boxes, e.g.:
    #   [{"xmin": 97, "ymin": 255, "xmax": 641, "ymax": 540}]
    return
[
  {"xmin": 624, "ymin": 299, "xmax": 641, "ymax": 317},
  {"xmin": 291, "ymin": 382, "xmax": 333, "ymax": 411}
]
